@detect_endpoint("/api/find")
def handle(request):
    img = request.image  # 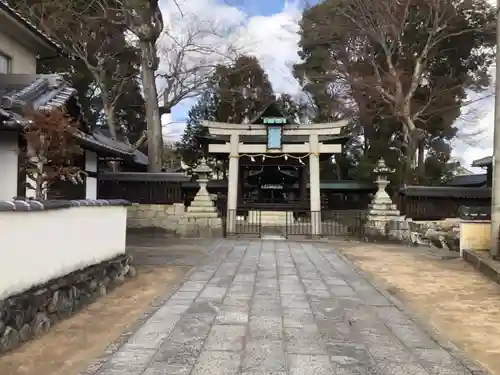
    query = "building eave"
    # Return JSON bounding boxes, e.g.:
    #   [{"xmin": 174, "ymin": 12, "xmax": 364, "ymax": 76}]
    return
[
  {"xmin": 0, "ymin": 2, "xmax": 61, "ymax": 56},
  {"xmin": 471, "ymin": 156, "xmax": 492, "ymax": 168}
]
